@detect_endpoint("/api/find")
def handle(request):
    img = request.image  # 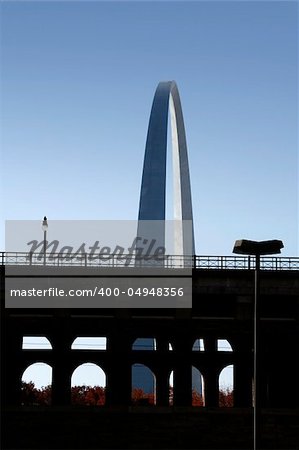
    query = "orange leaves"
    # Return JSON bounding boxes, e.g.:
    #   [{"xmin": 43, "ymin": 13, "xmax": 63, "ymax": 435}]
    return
[
  {"xmin": 219, "ymin": 388, "xmax": 234, "ymax": 407},
  {"xmin": 21, "ymin": 381, "xmax": 233, "ymax": 407},
  {"xmin": 131, "ymin": 388, "xmax": 155, "ymax": 405},
  {"xmin": 71, "ymin": 385, "xmax": 105, "ymax": 405},
  {"xmin": 21, "ymin": 381, "xmax": 106, "ymax": 406},
  {"xmin": 21, "ymin": 381, "xmax": 52, "ymax": 405}
]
